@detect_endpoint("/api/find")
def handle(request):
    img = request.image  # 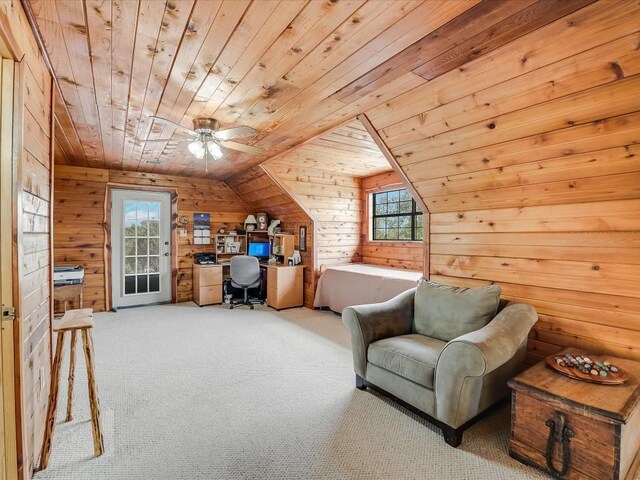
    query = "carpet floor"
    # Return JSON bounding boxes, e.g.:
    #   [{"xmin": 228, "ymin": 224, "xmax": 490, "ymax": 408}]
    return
[{"xmin": 32, "ymin": 302, "xmax": 597, "ymax": 480}]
